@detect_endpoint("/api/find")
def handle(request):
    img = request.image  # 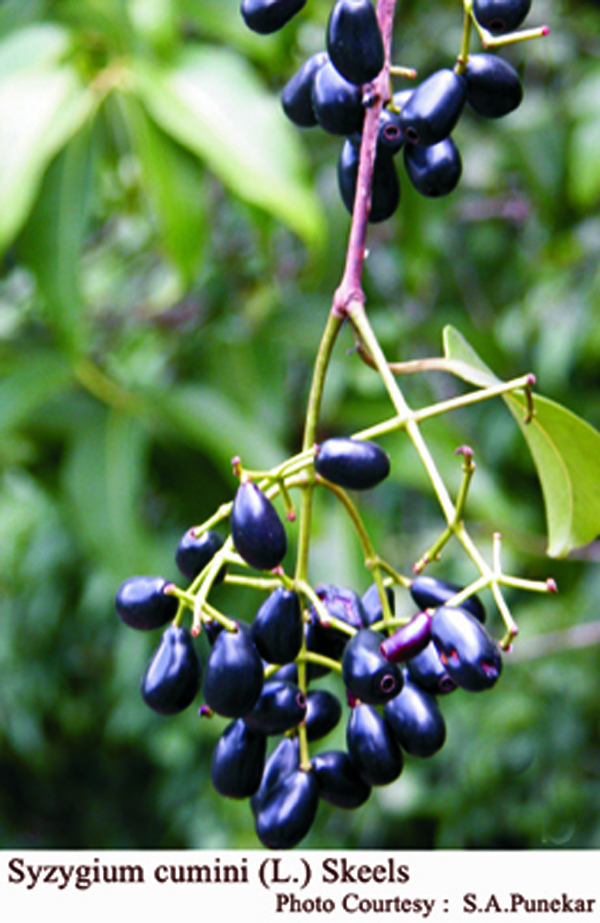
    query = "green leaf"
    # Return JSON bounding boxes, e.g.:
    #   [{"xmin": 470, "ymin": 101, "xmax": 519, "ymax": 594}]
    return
[
  {"xmin": 118, "ymin": 94, "xmax": 207, "ymax": 286},
  {"xmin": 19, "ymin": 127, "xmax": 96, "ymax": 353},
  {"xmin": 505, "ymin": 393, "xmax": 600, "ymax": 558},
  {"xmin": 443, "ymin": 326, "xmax": 600, "ymax": 558},
  {"xmin": 0, "ymin": 349, "xmax": 73, "ymax": 432},
  {"xmin": 442, "ymin": 326, "xmax": 501, "ymax": 388},
  {"xmin": 0, "ymin": 26, "xmax": 95, "ymax": 251},
  {"xmin": 132, "ymin": 47, "xmax": 325, "ymax": 248},
  {"xmin": 143, "ymin": 383, "xmax": 284, "ymax": 470}
]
